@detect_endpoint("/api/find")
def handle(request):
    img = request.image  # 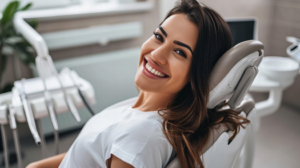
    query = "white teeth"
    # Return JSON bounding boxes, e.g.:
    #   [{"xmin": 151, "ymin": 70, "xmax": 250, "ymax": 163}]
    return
[{"xmin": 145, "ymin": 63, "xmax": 165, "ymax": 77}]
